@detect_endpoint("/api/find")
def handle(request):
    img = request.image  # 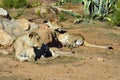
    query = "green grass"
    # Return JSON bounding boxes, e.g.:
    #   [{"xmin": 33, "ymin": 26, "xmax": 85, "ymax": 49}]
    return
[
  {"xmin": 112, "ymin": 10, "xmax": 120, "ymax": 26},
  {"xmin": 58, "ymin": 12, "xmax": 68, "ymax": 22},
  {"xmin": 14, "ymin": 9, "xmax": 25, "ymax": 19},
  {"xmin": 58, "ymin": 0, "xmax": 83, "ymax": 6},
  {"xmin": 30, "ymin": 0, "xmax": 41, "ymax": 7},
  {"xmin": 1, "ymin": 0, "xmax": 28, "ymax": 8},
  {"xmin": 111, "ymin": 1, "xmax": 120, "ymax": 26}
]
